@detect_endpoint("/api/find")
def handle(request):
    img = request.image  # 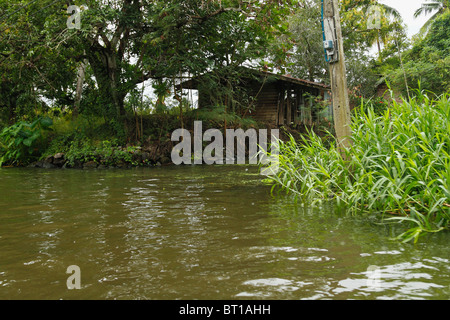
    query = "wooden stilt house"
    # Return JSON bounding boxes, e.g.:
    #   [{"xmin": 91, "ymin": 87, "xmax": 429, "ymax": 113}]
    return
[{"xmin": 181, "ymin": 67, "xmax": 331, "ymax": 127}]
